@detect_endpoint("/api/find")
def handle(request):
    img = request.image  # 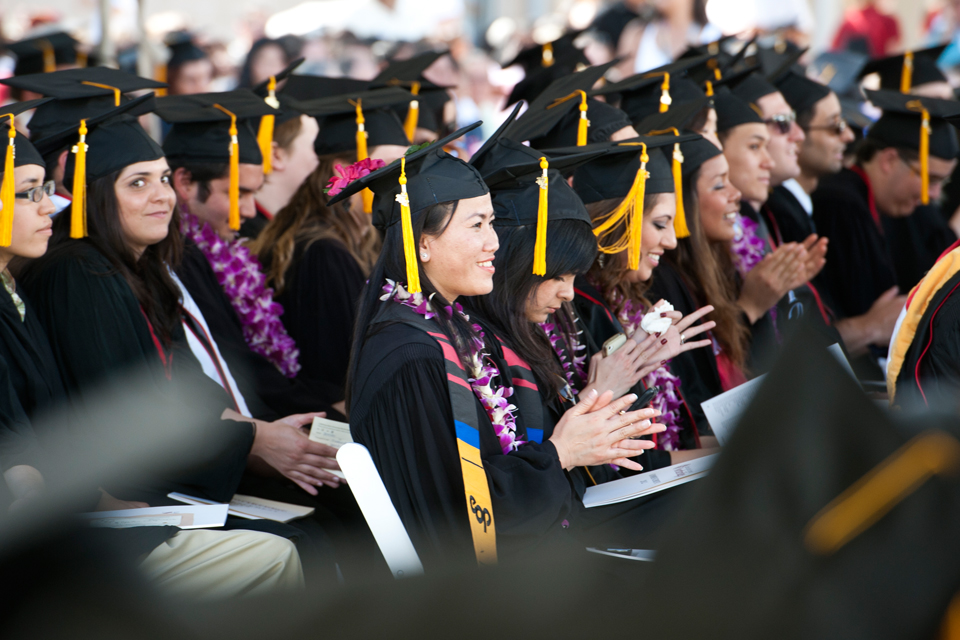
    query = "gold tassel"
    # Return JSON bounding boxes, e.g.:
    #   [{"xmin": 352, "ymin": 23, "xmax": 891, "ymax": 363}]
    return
[
  {"xmin": 533, "ymin": 157, "xmax": 549, "ymax": 276},
  {"xmin": 901, "ymin": 51, "xmax": 914, "ymax": 94},
  {"xmin": 714, "ymin": 67, "xmax": 722, "ymax": 81},
  {"xmin": 76, "ymin": 51, "xmax": 87, "ymax": 68},
  {"xmin": 577, "ymin": 91, "xmax": 589, "ymax": 146},
  {"xmin": 403, "ymin": 81, "xmax": 420, "ymax": 143},
  {"xmin": 592, "ymin": 143, "xmax": 649, "ymax": 270},
  {"xmin": 542, "ymin": 42, "xmax": 554, "ymax": 67},
  {"xmin": 659, "ymin": 73, "xmax": 671, "ymax": 113},
  {"xmin": 40, "ymin": 40, "xmax": 55, "ymax": 73},
  {"xmin": 704, "ymin": 80, "xmax": 714, "ymax": 97},
  {"xmin": 155, "ymin": 64, "xmax": 168, "ymax": 97},
  {"xmin": 213, "ymin": 104, "xmax": 240, "ymax": 231},
  {"xmin": 258, "ymin": 75, "xmax": 278, "ymax": 174},
  {"xmin": 70, "ymin": 119, "xmax": 88, "ymax": 239},
  {"xmin": 397, "ymin": 156, "xmax": 421, "ymax": 293},
  {"xmin": 920, "ymin": 107, "xmax": 930, "ymax": 205},
  {"xmin": 352, "ymin": 99, "xmax": 374, "ymax": 214},
  {"xmin": 80, "ymin": 81, "xmax": 121, "ymax": 107},
  {"xmin": 672, "ymin": 142, "xmax": 689, "ymax": 238},
  {"xmin": 0, "ymin": 115, "xmax": 16, "ymax": 247}
]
